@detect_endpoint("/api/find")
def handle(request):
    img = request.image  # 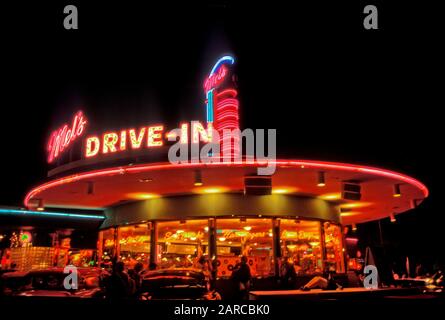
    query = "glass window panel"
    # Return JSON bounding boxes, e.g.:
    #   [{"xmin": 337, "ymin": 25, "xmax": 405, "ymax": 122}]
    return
[
  {"xmin": 216, "ymin": 218, "xmax": 274, "ymax": 278},
  {"xmin": 280, "ymin": 219, "xmax": 322, "ymax": 274},
  {"xmin": 156, "ymin": 220, "xmax": 208, "ymax": 269},
  {"xmin": 323, "ymin": 223, "xmax": 345, "ymax": 273},
  {"xmin": 118, "ymin": 224, "xmax": 150, "ymax": 268},
  {"xmin": 99, "ymin": 228, "xmax": 115, "ymax": 268}
]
